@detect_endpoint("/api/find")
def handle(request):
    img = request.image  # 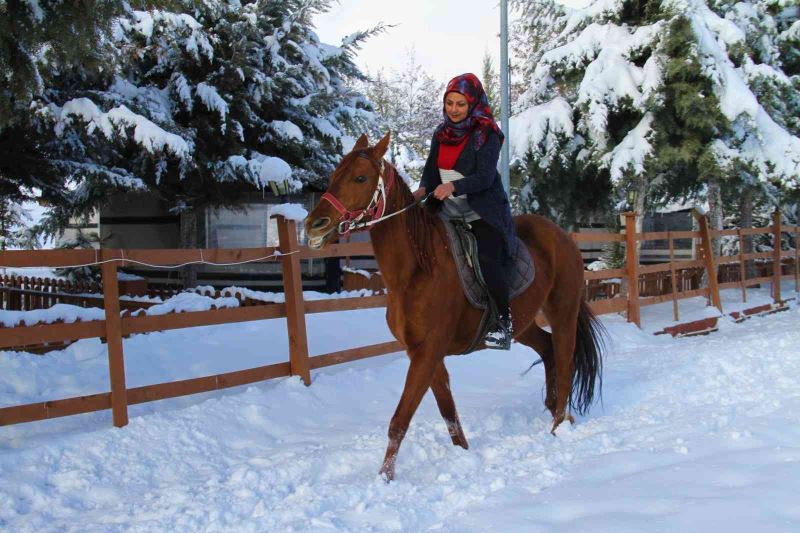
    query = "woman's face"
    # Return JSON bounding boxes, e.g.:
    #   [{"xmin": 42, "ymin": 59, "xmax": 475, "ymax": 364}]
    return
[{"xmin": 445, "ymin": 92, "xmax": 469, "ymax": 123}]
